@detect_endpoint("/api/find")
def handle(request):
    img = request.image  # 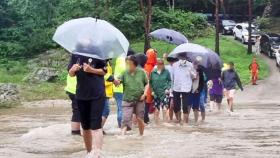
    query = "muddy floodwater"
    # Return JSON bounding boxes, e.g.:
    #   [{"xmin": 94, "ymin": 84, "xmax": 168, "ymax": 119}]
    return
[{"xmin": 0, "ymin": 100, "xmax": 279, "ymax": 158}]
